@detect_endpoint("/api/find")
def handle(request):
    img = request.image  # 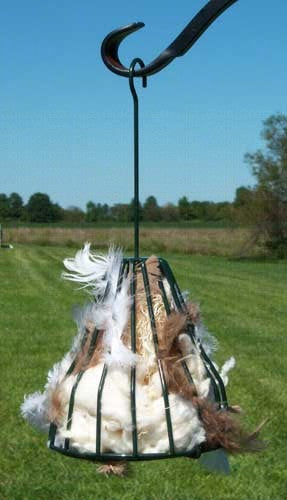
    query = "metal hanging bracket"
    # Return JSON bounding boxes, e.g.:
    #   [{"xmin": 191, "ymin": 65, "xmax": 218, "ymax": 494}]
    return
[{"xmin": 101, "ymin": 0, "xmax": 238, "ymax": 78}]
